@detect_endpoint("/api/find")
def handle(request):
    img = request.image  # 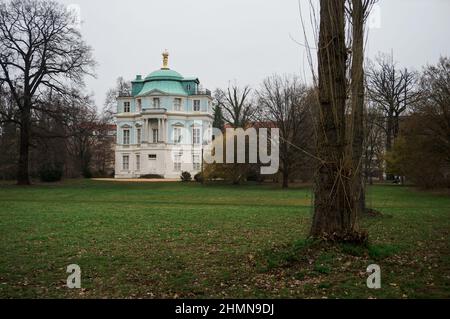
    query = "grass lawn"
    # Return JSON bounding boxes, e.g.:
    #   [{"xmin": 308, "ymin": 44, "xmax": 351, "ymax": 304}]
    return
[{"xmin": 0, "ymin": 180, "xmax": 449, "ymax": 299}]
